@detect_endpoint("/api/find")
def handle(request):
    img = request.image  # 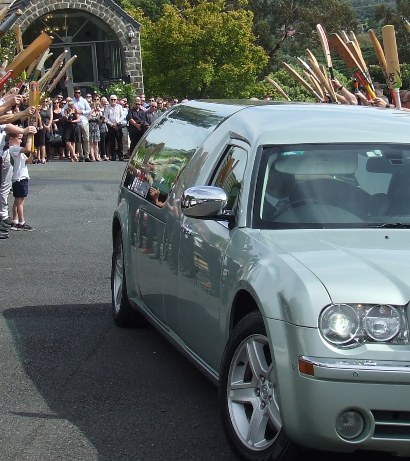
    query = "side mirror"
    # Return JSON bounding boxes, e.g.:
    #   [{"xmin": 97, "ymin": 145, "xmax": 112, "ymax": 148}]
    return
[{"xmin": 181, "ymin": 186, "xmax": 230, "ymax": 220}]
